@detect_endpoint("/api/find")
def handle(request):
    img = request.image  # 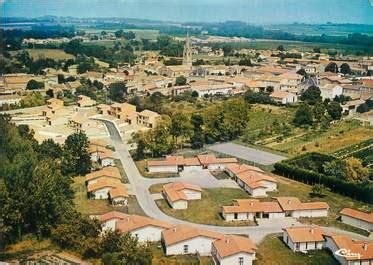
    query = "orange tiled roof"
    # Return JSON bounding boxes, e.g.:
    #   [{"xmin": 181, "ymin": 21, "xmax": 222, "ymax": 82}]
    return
[
  {"xmin": 213, "ymin": 235, "xmax": 256, "ymax": 258},
  {"xmin": 226, "ymin": 163, "xmax": 263, "ymax": 175},
  {"xmin": 116, "ymin": 215, "xmax": 172, "ymax": 233},
  {"xmin": 236, "ymin": 170, "xmax": 277, "ymax": 190},
  {"xmin": 162, "ymin": 225, "xmax": 224, "ymax": 246},
  {"xmin": 85, "ymin": 167, "xmax": 121, "ymax": 182},
  {"xmin": 325, "ymin": 234, "xmax": 373, "ymax": 261},
  {"xmin": 98, "ymin": 211, "xmax": 130, "ymax": 223},
  {"xmin": 197, "ymin": 154, "xmax": 237, "ymax": 165},
  {"xmin": 163, "ymin": 182, "xmax": 202, "ymax": 202},
  {"xmin": 87, "ymin": 178, "xmax": 121, "ymax": 192},
  {"xmin": 283, "ymin": 226, "xmax": 325, "ymax": 243},
  {"xmin": 276, "ymin": 197, "xmax": 329, "ymax": 211},
  {"xmin": 223, "ymin": 199, "xmax": 283, "ymax": 214},
  {"xmin": 340, "ymin": 208, "xmax": 373, "ymax": 224},
  {"xmin": 109, "ymin": 183, "xmax": 128, "ymax": 198}
]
